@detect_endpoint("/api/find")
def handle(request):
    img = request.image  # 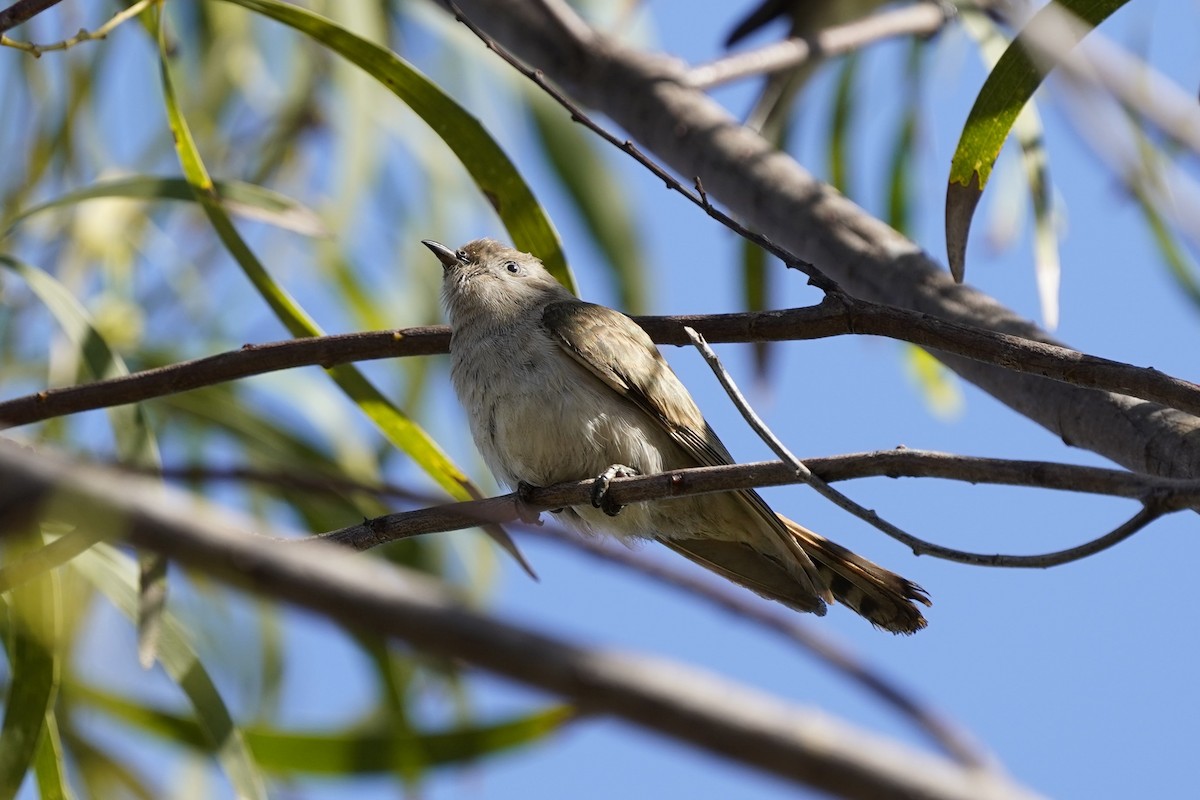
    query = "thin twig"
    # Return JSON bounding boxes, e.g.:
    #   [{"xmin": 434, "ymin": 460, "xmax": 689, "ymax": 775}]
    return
[
  {"xmin": 120, "ymin": 452, "xmax": 1200, "ymax": 509},
  {"xmin": 0, "ymin": 0, "xmax": 153, "ymax": 56},
  {"xmin": 683, "ymin": 325, "xmax": 944, "ymax": 560},
  {"xmin": 684, "ymin": 327, "xmax": 807, "ymax": 473},
  {"xmin": 687, "ymin": 3, "xmax": 951, "ymax": 90},
  {"xmin": 5, "ymin": 299, "xmax": 1200, "ymax": 429},
  {"xmin": 314, "ymin": 460, "xmax": 1179, "ymax": 569},
  {"xmin": 446, "ymin": 1, "xmax": 842, "ymax": 293}
]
